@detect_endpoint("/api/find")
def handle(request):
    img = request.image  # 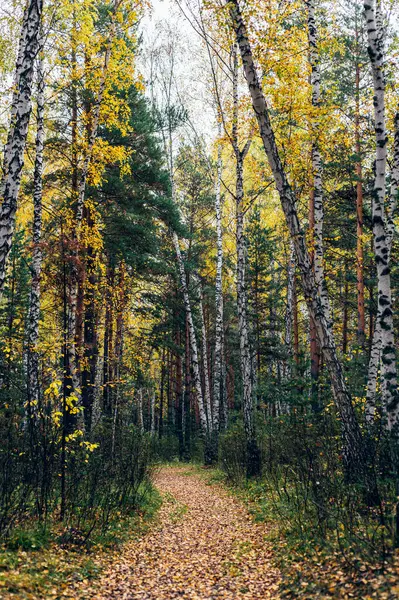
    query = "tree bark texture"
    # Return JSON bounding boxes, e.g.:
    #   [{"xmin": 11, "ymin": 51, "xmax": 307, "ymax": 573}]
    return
[
  {"xmin": 26, "ymin": 50, "xmax": 44, "ymax": 415},
  {"xmin": 0, "ymin": 0, "xmax": 43, "ymax": 292}
]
